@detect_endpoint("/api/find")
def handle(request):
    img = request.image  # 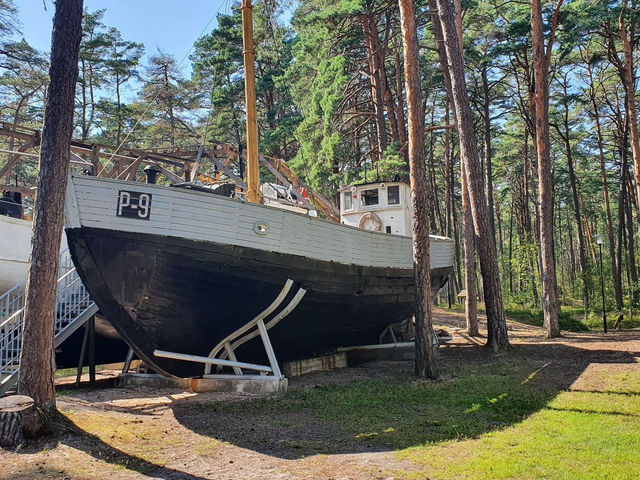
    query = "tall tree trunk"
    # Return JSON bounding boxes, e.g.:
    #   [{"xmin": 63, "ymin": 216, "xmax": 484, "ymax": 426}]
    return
[
  {"xmin": 362, "ymin": 14, "xmax": 388, "ymax": 157},
  {"xmin": 18, "ymin": 0, "xmax": 84, "ymax": 416},
  {"xmin": 530, "ymin": 0, "xmax": 563, "ymax": 338},
  {"xmin": 451, "ymin": 0, "xmax": 478, "ymax": 335},
  {"xmin": 555, "ymin": 81, "xmax": 589, "ymax": 317},
  {"xmin": 508, "ymin": 200, "xmax": 514, "ymax": 294},
  {"xmin": 80, "ymin": 59, "xmax": 88, "ymax": 141},
  {"xmin": 481, "ymin": 64, "xmax": 496, "ymax": 239},
  {"xmin": 428, "ymin": 0, "xmax": 477, "ymax": 332},
  {"xmin": 617, "ymin": 149, "xmax": 627, "ymax": 298},
  {"xmin": 398, "ymin": 0, "xmax": 438, "ymax": 379},
  {"xmin": 625, "ymin": 169, "xmax": 639, "ymax": 301},
  {"xmin": 462, "ymin": 159, "xmax": 478, "ymax": 336},
  {"xmin": 392, "ymin": 21, "xmax": 408, "ymax": 146},
  {"xmin": 435, "ymin": 0, "xmax": 509, "ymax": 350},
  {"xmin": 566, "ymin": 209, "xmax": 577, "ymax": 284},
  {"xmin": 448, "ymin": 126, "xmax": 463, "ymax": 290},
  {"xmin": 494, "ymin": 192, "xmax": 503, "ymax": 255},
  {"xmin": 163, "ymin": 63, "xmax": 176, "ymax": 147},
  {"xmin": 115, "ymin": 72, "xmax": 122, "ymax": 146},
  {"xmin": 583, "ymin": 47, "xmax": 622, "ymax": 309},
  {"xmin": 618, "ymin": 16, "xmax": 640, "ymax": 235}
]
